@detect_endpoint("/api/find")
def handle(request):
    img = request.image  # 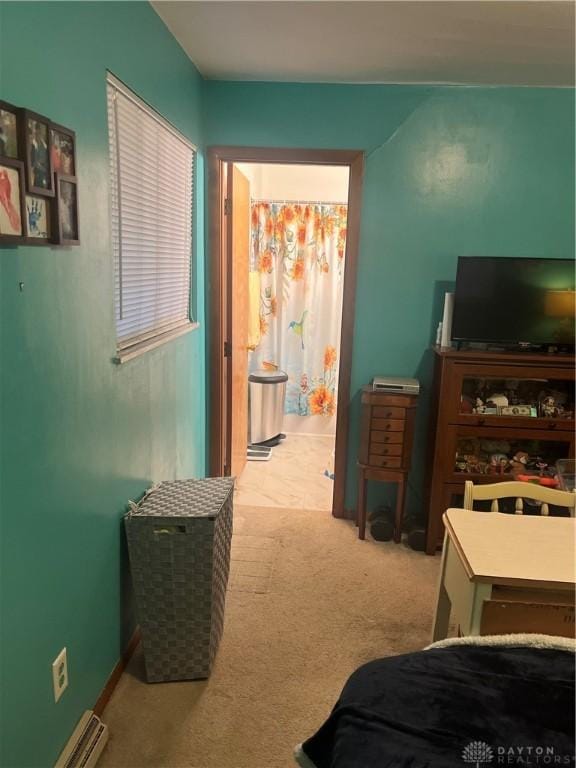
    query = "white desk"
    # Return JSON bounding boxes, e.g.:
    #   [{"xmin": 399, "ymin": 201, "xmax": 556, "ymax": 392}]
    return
[{"xmin": 432, "ymin": 508, "xmax": 576, "ymax": 641}]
